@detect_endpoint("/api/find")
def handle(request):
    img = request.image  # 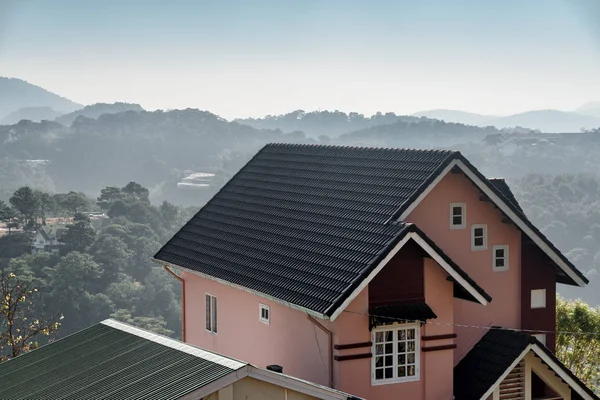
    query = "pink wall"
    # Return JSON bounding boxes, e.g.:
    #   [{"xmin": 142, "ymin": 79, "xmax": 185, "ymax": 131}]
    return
[
  {"xmin": 422, "ymin": 258, "xmax": 455, "ymax": 400},
  {"xmin": 333, "ymin": 256, "xmax": 456, "ymax": 399},
  {"xmin": 183, "ymin": 271, "xmax": 331, "ymax": 387},
  {"xmin": 406, "ymin": 172, "xmax": 522, "ymax": 363}
]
